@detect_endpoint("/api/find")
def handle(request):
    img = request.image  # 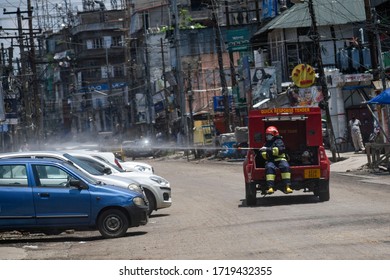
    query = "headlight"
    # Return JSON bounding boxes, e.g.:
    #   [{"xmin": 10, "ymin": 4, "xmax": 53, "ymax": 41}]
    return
[
  {"xmin": 133, "ymin": 196, "xmax": 146, "ymax": 206},
  {"xmin": 128, "ymin": 183, "xmax": 143, "ymax": 193},
  {"xmin": 134, "ymin": 165, "xmax": 152, "ymax": 173},
  {"xmin": 149, "ymin": 175, "xmax": 168, "ymax": 186}
]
